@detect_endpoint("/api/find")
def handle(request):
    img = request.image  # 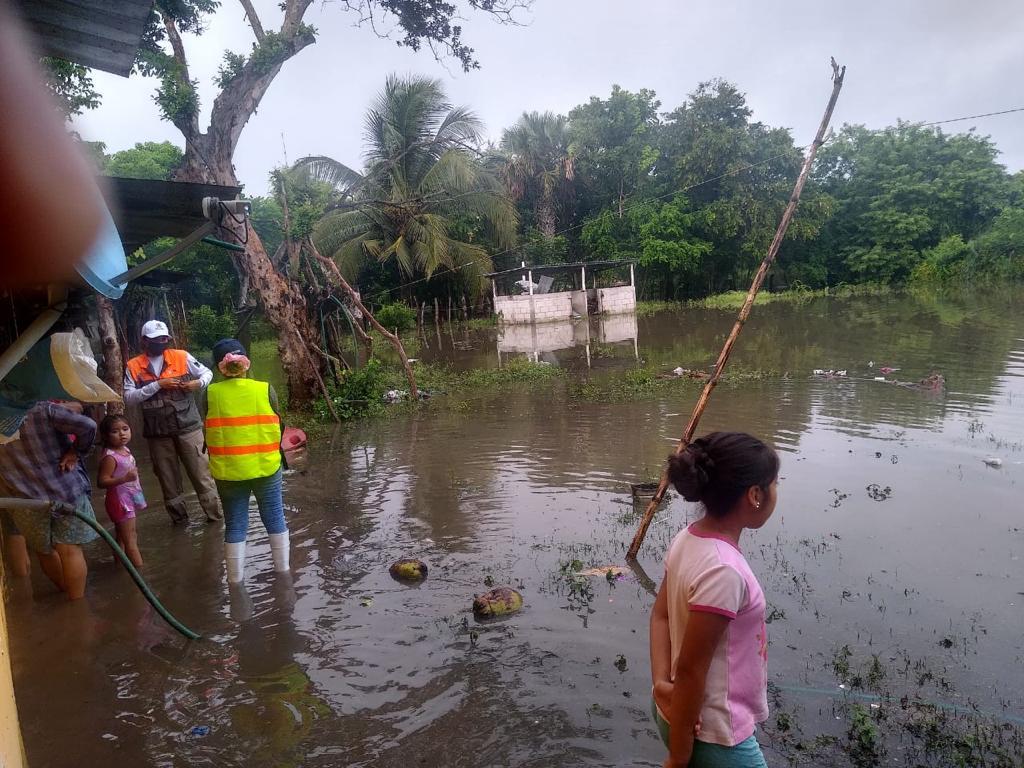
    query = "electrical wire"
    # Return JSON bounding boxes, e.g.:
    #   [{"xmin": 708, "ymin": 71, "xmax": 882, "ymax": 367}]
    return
[{"xmin": 316, "ymin": 102, "xmax": 1024, "ymax": 305}]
